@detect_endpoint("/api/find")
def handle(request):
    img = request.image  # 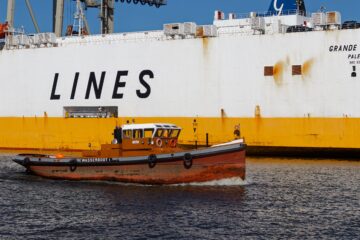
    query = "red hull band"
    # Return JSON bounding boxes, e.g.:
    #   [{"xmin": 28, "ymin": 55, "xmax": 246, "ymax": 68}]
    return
[{"xmin": 28, "ymin": 150, "xmax": 246, "ymax": 184}]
